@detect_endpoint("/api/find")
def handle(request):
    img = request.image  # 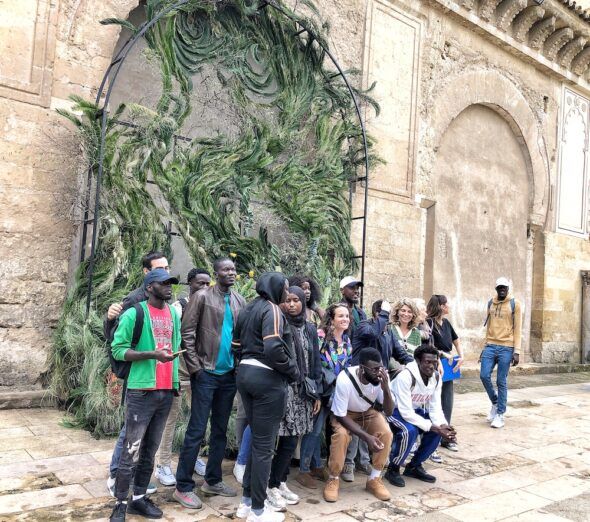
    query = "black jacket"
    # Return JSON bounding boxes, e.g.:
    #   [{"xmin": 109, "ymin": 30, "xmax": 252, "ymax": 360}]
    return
[
  {"xmin": 351, "ymin": 310, "xmax": 414, "ymax": 367},
  {"xmin": 103, "ymin": 286, "xmax": 148, "ymax": 343},
  {"xmin": 232, "ymin": 272, "xmax": 300, "ymax": 383}
]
